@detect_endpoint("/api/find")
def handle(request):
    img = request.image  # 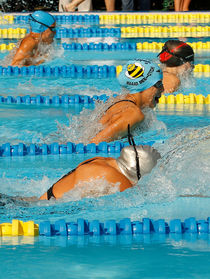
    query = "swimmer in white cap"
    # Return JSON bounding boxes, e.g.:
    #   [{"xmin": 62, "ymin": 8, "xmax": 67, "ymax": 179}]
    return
[
  {"xmin": 0, "ymin": 128, "xmax": 160, "ymax": 204},
  {"xmin": 0, "ymin": 141, "xmax": 160, "ymax": 204},
  {"xmin": 11, "ymin": 11, "xmax": 56, "ymax": 66},
  {"xmin": 40, "ymin": 130, "xmax": 161, "ymax": 200},
  {"xmin": 90, "ymin": 59, "xmax": 164, "ymax": 144}
]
